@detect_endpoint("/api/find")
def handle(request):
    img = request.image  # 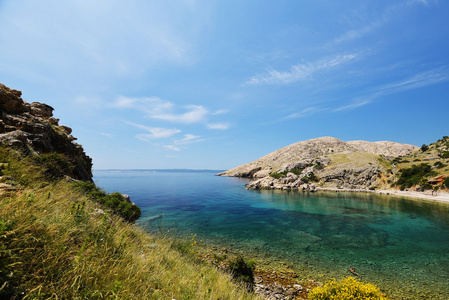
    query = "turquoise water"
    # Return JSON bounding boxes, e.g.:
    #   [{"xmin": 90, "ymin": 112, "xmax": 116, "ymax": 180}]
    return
[{"xmin": 94, "ymin": 170, "xmax": 449, "ymax": 299}]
